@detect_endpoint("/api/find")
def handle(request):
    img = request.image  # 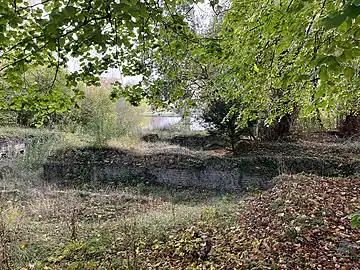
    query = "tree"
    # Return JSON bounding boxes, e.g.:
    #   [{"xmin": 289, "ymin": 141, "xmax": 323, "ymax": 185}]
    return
[
  {"xmin": 0, "ymin": 0, "xmax": 195, "ymax": 113},
  {"xmin": 201, "ymin": 0, "xmax": 360, "ymax": 136},
  {"xmin": 1, "ymin": 66, "xmax": 82, "ymax": 126},
  {"xmin": 1, "ymin": 0, "xmax": 360, "ymax": 132},
  {"xmin": 201, "ymin": 98, "xmax": 257, "ymax": 151},
  {"xmin": 125, "ymin": 0, "xmax": 360, "ymax": 138}
]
